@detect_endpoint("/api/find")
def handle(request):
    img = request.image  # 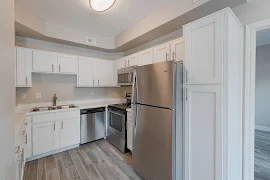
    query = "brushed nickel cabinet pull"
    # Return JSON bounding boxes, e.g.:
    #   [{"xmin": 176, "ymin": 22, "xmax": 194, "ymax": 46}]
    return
[
  {"xmin": 185, "ymin": 87, "xmax": 188, "ymax": 101},
  {"xmin": 98, "ymin": 80, "xmax": 100, "ymax": 86},
  {"xmin": 62, "ymin": 121, "xmax": 63, "ymax": 129},
  {"xmin": 54, "ymin": 122, "xmax": 55, "ymax": 131},
  {"xmin": 185, "ymin": 70, "xmax": 188, "ymax": 83},
  {"xmin": 52, "ymin": 64, "xmax": 54, "ymax": 72},
  {"xmin": 173, "ymin": 51, "xmax": 176, "ymax": 60},
  {"xmin": 59, "ymin": 64, "xmax": 61, "ymax": 72},
  {"xmin": 25, "ymin": 134, "xmax": 27, "ymax": 144},
  {"xmin": 93, "ymin": 79, "xmax": 94, "ymax": 86}
]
